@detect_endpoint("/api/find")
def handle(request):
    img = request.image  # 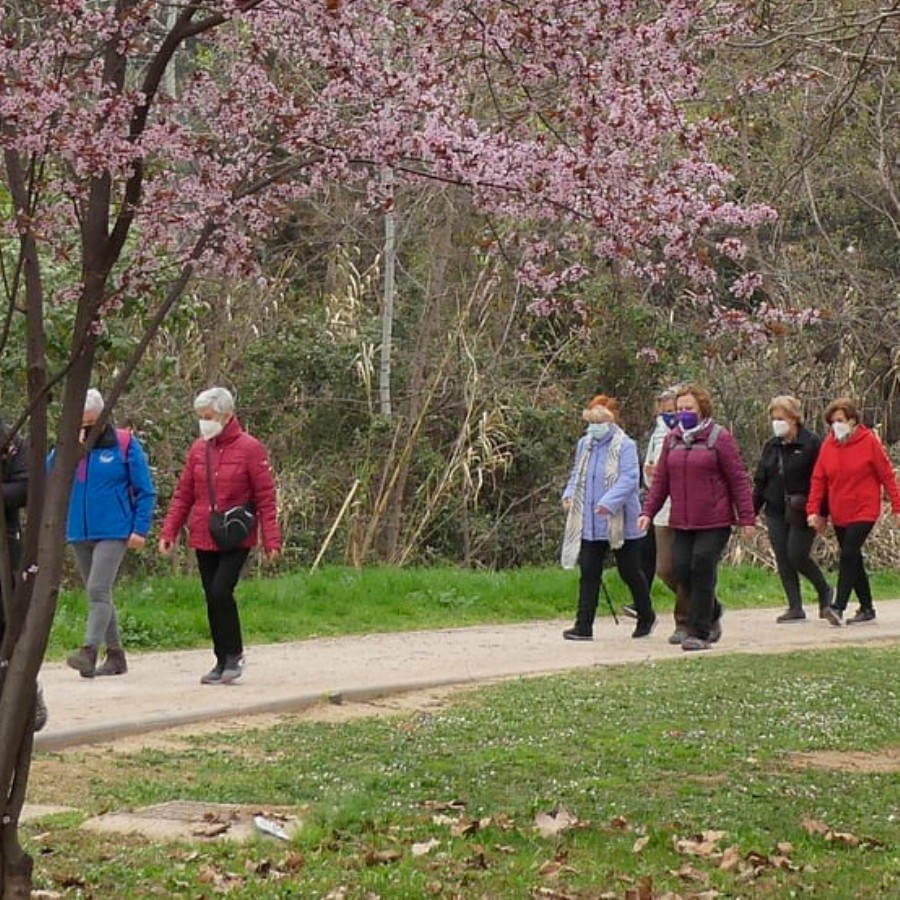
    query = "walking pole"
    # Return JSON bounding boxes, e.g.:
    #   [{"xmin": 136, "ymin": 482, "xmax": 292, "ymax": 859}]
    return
[{"xmin": 600, "ymin": 578, "xmax": 619, "ymax": 625}]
